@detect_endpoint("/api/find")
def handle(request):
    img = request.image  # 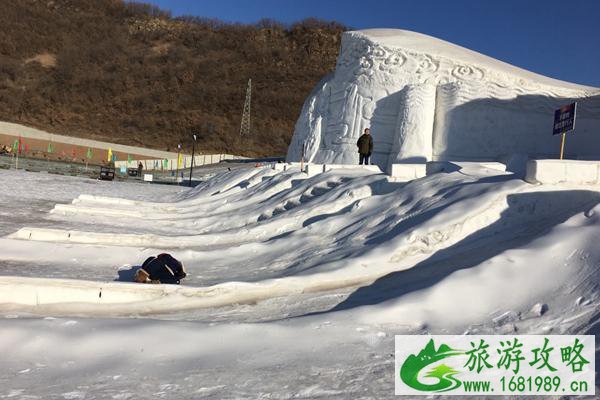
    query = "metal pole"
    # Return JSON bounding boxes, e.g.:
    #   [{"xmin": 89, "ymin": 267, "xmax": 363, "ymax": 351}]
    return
[
  {"xmin": 189, "ymin": 134, "xmax": 196, "ymax": 187},
  {"xmin": 559, "ymin": 132, "xmax": 566, "ymax": 160},
  {"xmin": 176, "ymin": 143, "xmax": 181, "ymax": 182}
]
